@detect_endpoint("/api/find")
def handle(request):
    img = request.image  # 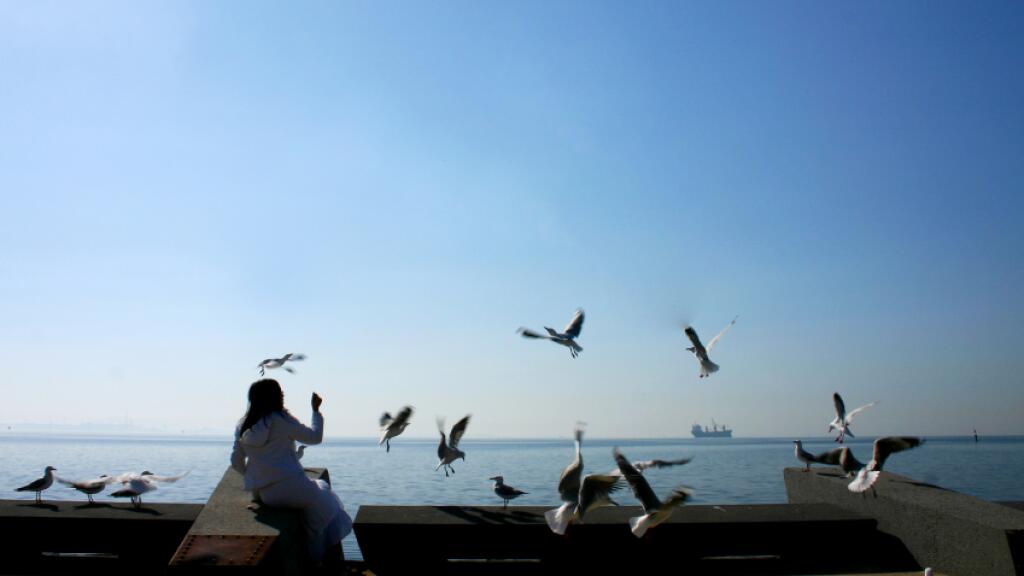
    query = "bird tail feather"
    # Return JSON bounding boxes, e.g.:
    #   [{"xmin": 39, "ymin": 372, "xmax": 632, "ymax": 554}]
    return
[
  {"xmin": 629, "ymin": 514, "xmax": 654, "ymax": 538},
  {"xmin": 544, "ymin": 503, "xmax": 573, "ymax": 535},
  {"xmin": 848, "ymin": 469, "xmax": 880, "ymax": 493}
]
